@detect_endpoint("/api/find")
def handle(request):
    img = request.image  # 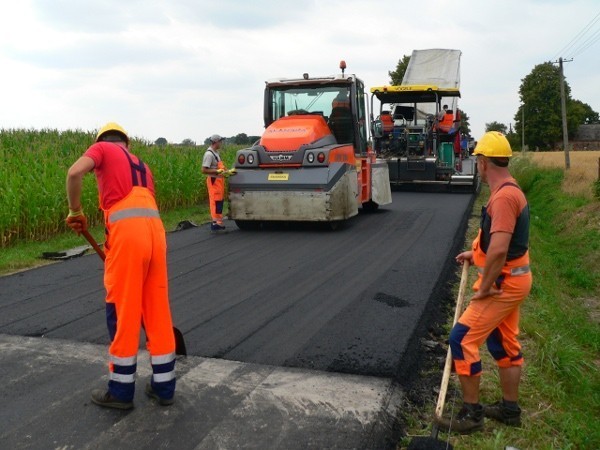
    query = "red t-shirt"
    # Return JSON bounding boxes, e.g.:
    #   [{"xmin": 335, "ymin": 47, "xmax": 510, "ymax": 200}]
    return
[{"xmin": 84, "ymin": 142, "xmax": 155, "ymax": 210}]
